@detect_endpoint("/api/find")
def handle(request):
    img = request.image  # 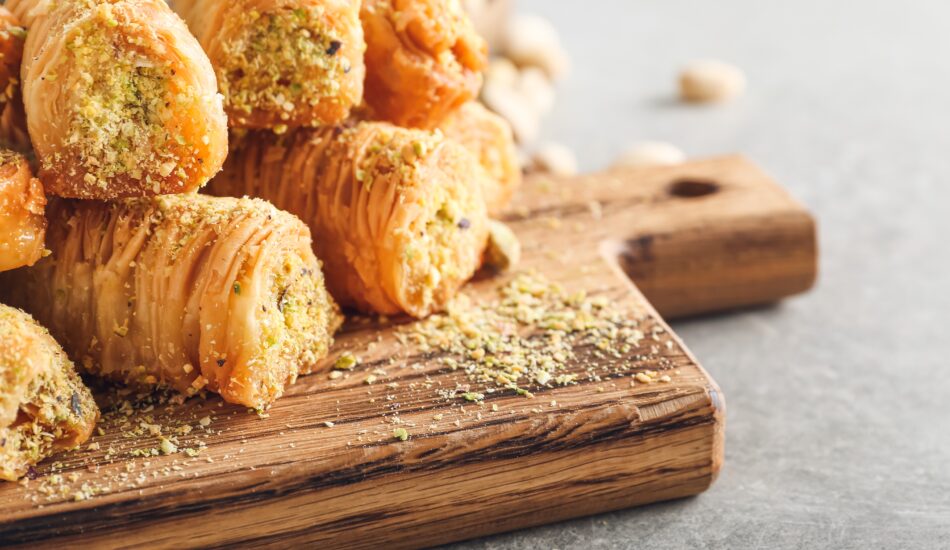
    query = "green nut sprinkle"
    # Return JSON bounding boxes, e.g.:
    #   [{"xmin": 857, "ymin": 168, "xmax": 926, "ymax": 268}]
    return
[{"xmin": 334, "ymin": 352, "xmax": 359, "ymax": 370}]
